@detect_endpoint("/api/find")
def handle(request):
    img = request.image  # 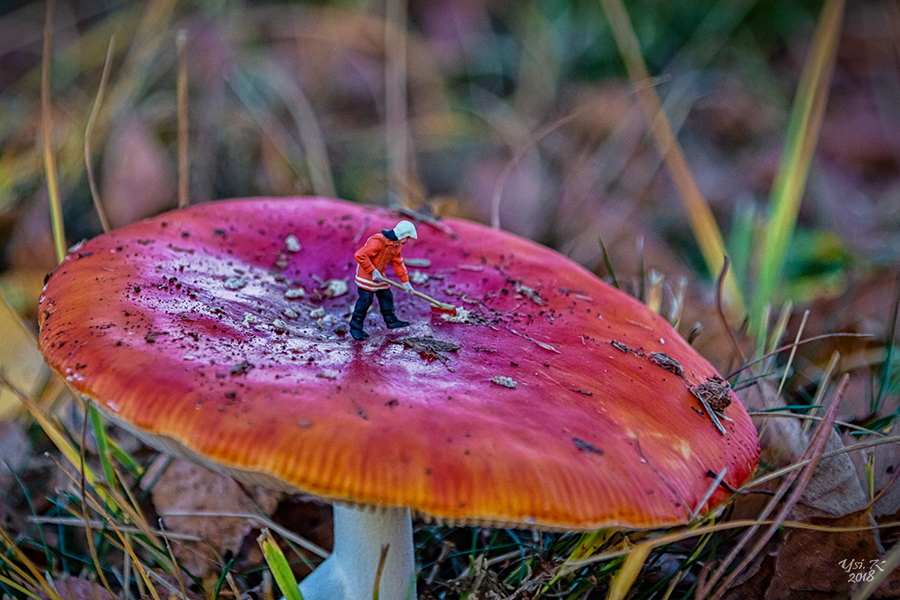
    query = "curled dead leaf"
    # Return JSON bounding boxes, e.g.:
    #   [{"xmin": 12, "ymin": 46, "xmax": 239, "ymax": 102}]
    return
[{"xmin": 143, "ymin": 458, "xmax": 280, "ymax": 577}]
